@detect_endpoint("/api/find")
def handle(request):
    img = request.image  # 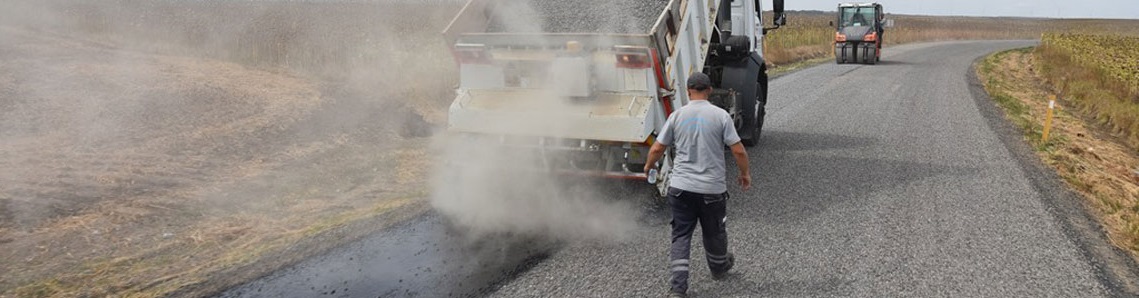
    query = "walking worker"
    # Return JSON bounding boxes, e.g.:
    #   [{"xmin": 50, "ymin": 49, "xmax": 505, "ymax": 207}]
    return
[{"xmin": 644, "ymin": 72, "xmax": 752, "ymax": 298}]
